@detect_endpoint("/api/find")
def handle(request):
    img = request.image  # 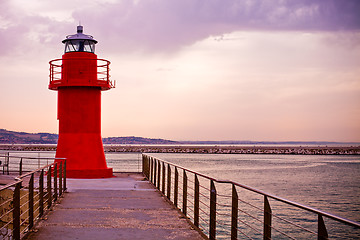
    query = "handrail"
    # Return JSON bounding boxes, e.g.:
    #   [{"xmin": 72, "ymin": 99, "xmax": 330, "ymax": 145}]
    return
[
  {"xmin": 142, "ymin": 154, "xmax": 360, "ymax": 239},
  {"xmin": 0, "ymin": 155, "xmax": 66, "ymax": 160},
  {"xmin": 0, "ymin": 154, "xmax": 66, "ymax": 175},
  {"xmin": 0, "ymin": 180, "xmax": 22, "ymax": 191},
  {"xmin": 49, "ymin": 58, "xmax": 111, "ymax": 65},
  {"xmin": 49, "ymin": 58, "xmax": 114, "ymax": 89},
  {"xmin": 16, "ymin": 162, "xmax": 61, "ymax": 180},
  {"xmin": 144, "ymin": 155, "xmax": 360, "ymax": 228},
  {"xmin": 0, "ymin": 154, "xmax": 67, "ymax": 240}
]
